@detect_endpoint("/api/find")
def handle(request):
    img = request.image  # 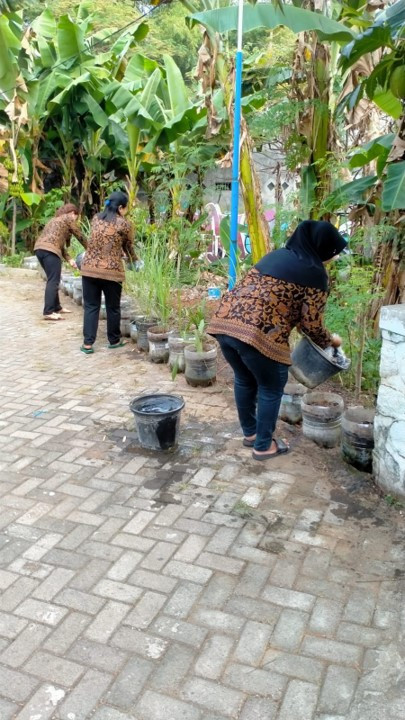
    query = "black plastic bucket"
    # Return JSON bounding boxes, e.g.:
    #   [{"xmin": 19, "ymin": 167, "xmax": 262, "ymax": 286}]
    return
[
  {"xmin": 290, "ymin": 336, "xmax": 349, "ymax": 389},
  {"xmin": 129, "ymin": 394, "xmax": 185, "ymax": 451}
]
